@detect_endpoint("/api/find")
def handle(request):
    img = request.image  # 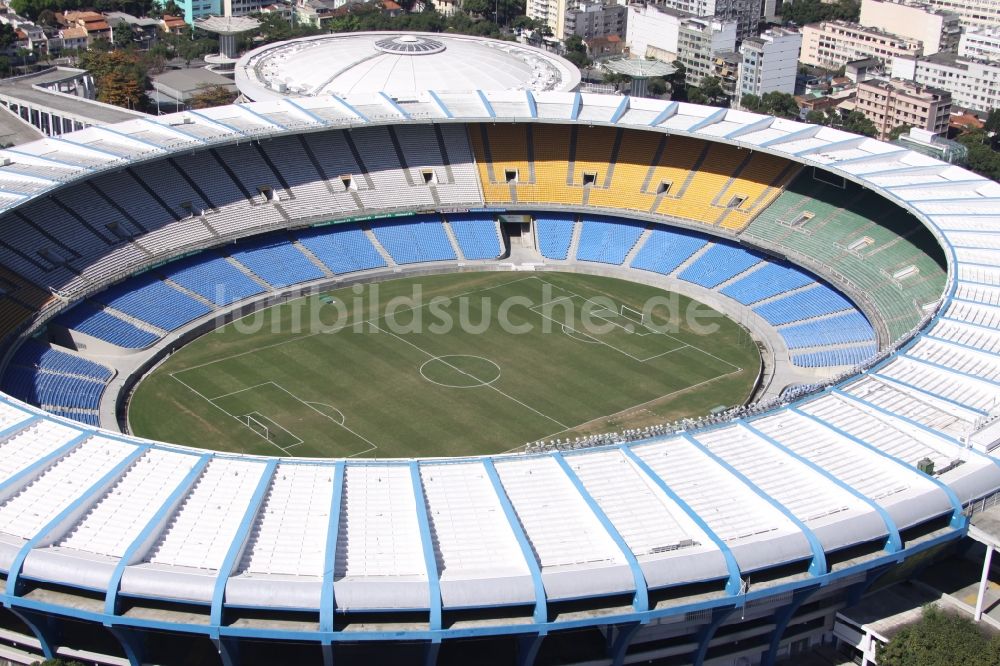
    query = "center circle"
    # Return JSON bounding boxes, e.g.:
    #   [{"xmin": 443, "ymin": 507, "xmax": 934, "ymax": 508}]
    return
[{"xmin": 419, "ymin": 355, "xmax": 501, "ymax": 389}]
